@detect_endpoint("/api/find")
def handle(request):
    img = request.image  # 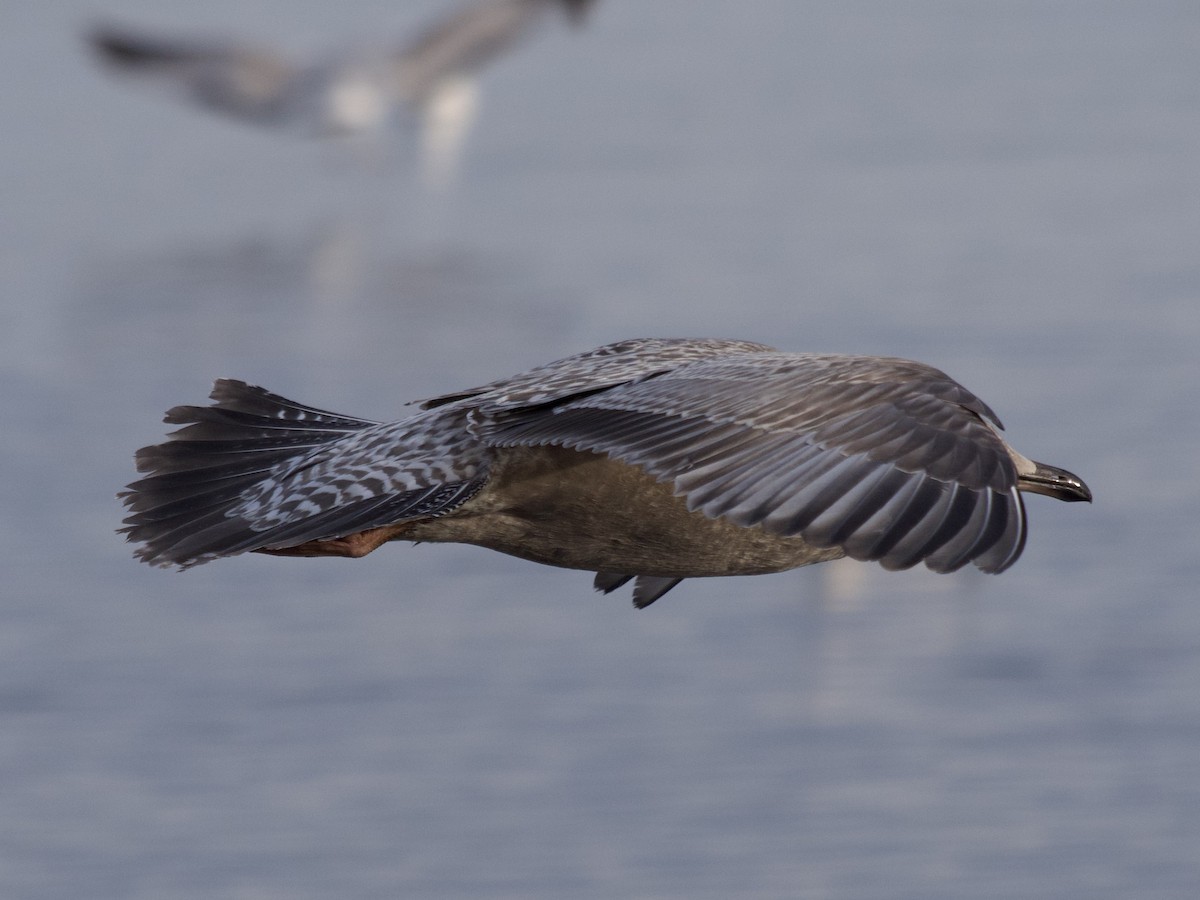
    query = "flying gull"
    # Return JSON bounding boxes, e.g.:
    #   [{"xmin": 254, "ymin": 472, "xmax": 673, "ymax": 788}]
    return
[
  {"xmin": 89, "ymin": 0, "xmax": 595, "ymax": 184},
  {"xmin": 120, "ymin": 337, "xmax": 1092, "ymax": 608}
]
